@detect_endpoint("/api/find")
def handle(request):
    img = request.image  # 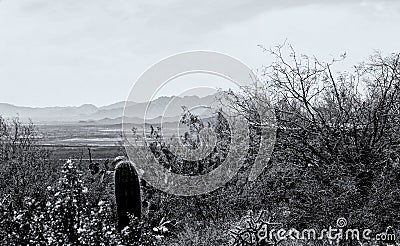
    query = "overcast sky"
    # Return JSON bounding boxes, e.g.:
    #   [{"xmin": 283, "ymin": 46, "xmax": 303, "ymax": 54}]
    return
[{"xmin": 0, "ymin": 0, "xmax": 399, "ymax": 107}]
